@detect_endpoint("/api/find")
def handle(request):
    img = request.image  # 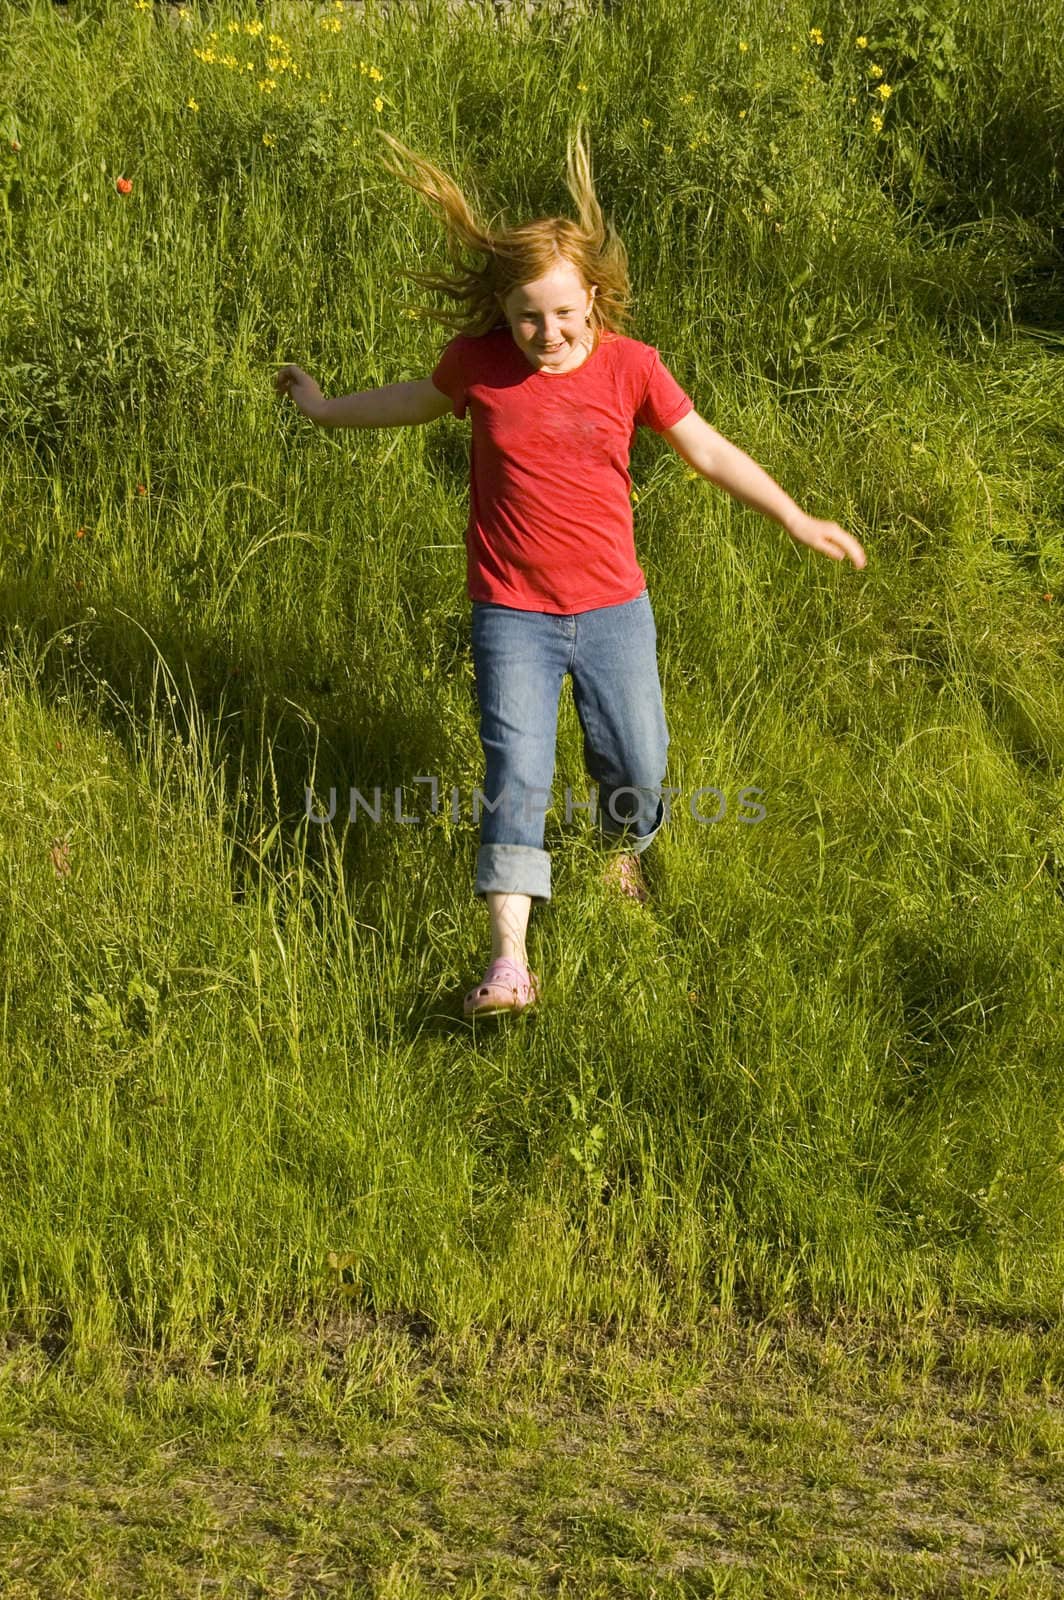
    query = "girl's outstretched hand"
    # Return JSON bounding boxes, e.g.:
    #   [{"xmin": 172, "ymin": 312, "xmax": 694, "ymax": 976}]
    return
[
  {"xmin": 274, "ymin": 364, "xmax": 326, "ymax": 421},
  {"xmin": 787, "ymin": 512, "xmax": 867, "ymax": 569}
]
